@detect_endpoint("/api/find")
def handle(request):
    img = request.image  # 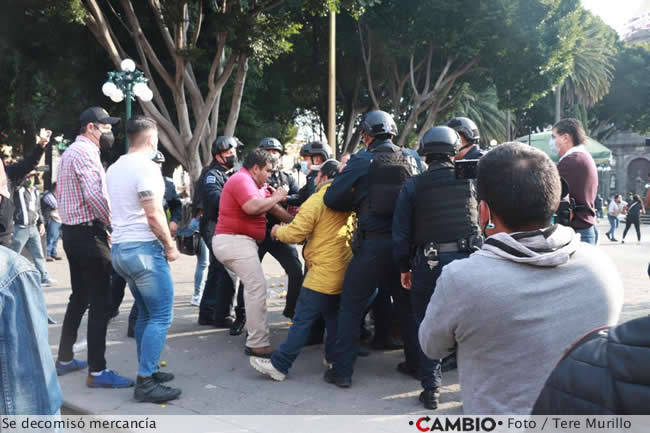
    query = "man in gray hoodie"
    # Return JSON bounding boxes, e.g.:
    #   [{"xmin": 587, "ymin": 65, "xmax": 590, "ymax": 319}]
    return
[{"xmin": 419, "ymin": 142, "xmax": 623, "ymax": 415}]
